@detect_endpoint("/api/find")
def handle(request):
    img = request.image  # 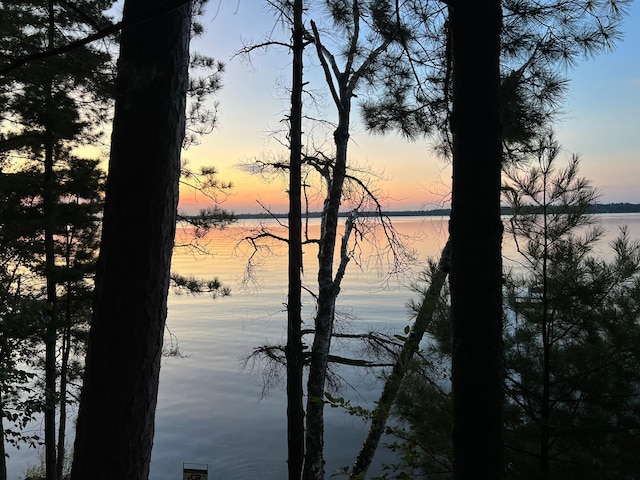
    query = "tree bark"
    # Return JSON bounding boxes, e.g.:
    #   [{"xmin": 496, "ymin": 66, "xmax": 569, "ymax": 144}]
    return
[
  {"xmin": 540, "ymin": 175, "xmax": 551, "ymax": 479},
  {"xmin": 448, "ymin": 1, "xmax": 505, "ymax": 478},
  {"xmin": 43, "ymin": 129, "xmax": 58, "ymax": 480},
  {"xmin": 302, "ymin": 106, "xmax": 349, "ymax": 480},
  {"xmin": 350, "ymin": 241, "xmax": 450, "ymax": 479},
  {"xmin": 0, "ymin": 385, "xmax": 7, "ymax": 480},
  {"xmin": 301, "ymin": 19, "xmax": 350, "ymax": 480},
  {"xmin": 301, "ymin": 60, "xmax": 354, "ymax": 474},
  {"xmin": 70, "ymin": 0, "xmax": 192, "ymax": 478},
  {"xmin": 44, "ymin": 2, "xmax": 58, "ymax": 478},
  {"xmin": 56, "ymin": 312, "xmax": 72, "ymax": 479},
  {"xmin": 303, "ymin": 9, "xmax": 392, "ymax": 477},
  {"xmin": 286, "ymin": 0, "xmax": 306, "ymax": 479}
]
